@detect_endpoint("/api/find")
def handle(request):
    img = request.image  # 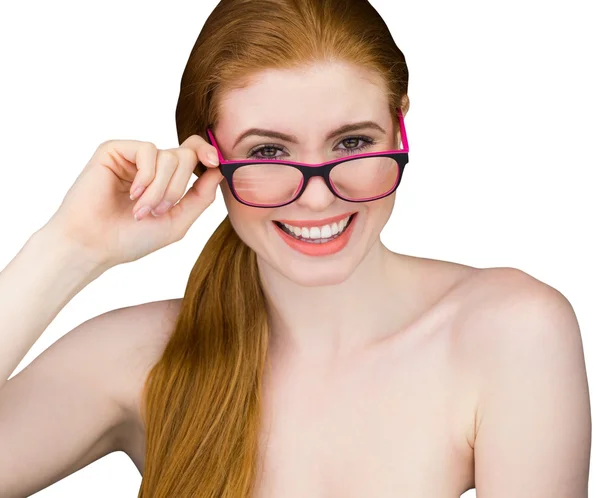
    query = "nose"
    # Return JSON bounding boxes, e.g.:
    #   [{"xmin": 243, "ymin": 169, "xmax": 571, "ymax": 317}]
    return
[{"xmin": 293, "ymin": 175, "xmax": 337, "ymax": 210}]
